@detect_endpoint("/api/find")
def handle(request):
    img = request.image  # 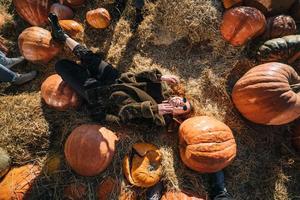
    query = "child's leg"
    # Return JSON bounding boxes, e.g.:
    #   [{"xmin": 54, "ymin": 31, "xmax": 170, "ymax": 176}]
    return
[
  {"xmin": 0, "ymin": 51, "xmax": 24, "ymax": 68},
  {"xmin": 208, "ymin": 170, "xmax": 234, "ymax": 200},
  {"xmin": 0, "ymin": 63, "xmax": 17, "ymax": 82}
]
